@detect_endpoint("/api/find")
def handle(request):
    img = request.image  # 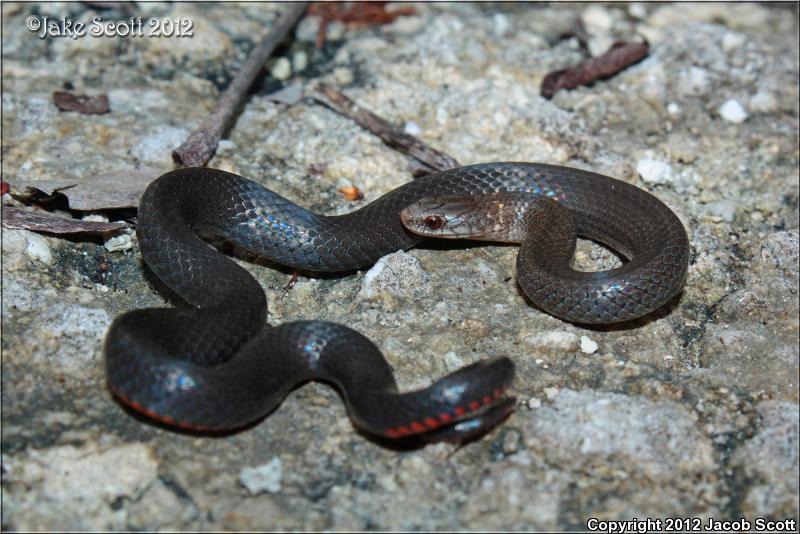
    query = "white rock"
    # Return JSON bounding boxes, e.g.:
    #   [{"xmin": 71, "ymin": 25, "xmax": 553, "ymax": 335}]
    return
[
  {"xmin": 544, "ymin": 387, "xmax": 560, "ymax": 400},
  {"xmin": 82, "ymin": 214, "xmax": 109, "ymax": 223},
  {"xmin": 270, "ymin": 57, "xmax": 292, "ymax": 81},
  {"xmin": 359, "ymin": 251, "xmax": 428, "ymax": 299},
  {"xmin": 667, "ymin": 102, "xmax": 682, "ymax": 115},
  {"xmin": 582, "ymin": 5, "xmax": 614, "ymax": 32},
  {"xmin": 636, "ymin": 158, "xmax": 674, "ymax": 184},
  {"xmin": 25, "ymin": 232, "xmax": 54, "ymax": 265},
  {"xmin": 104, "ymin": 230, "xmax": 134, "ymax": 253},
  {"xmin": 588, "ymin": 35, "xmax": 616, "ymax": 59},
  {"xmin": 240, "ymin": 457, "xmax": 283, "ymax": 495},
  {"xmin": 292, "ymin": 50, "xmax": 308, "ymax": 72},
  {"xmin": 492, "ymin": 13, "xmax": 511, "ymax": 37},
  {"xmin": 404, "ymin": 121, "xmax": 422, "ymax": 136},
  {"xmin": 326, "ymin": 21, "xmax": 345, "ymax": 41},
  {"xmin": 719, "ymin": 99, "xmax": 748, "ymax": 123},
  {"xmin": 580, "ymin": 335, "xmax": 599, "ymax": 354},
  {"xmin": 333, "ymin": 66, "xmax": 354, "ymax": 85},
  {"xmin": 295, "ymin": 15, "xmax": 321, "ymax": 42},
  {"xmin": 628, "ymin": 3, "xmax": 648, "ymax": 20}
]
